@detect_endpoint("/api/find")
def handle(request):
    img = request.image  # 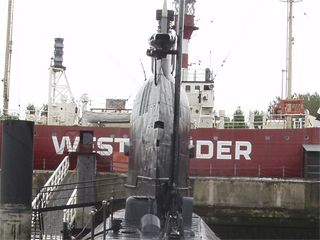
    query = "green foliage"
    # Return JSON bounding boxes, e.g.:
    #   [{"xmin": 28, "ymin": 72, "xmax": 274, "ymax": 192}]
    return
[
  {"xmin": 26, "ymin": 103, "xmax": 48, "ymax": 117},
  {"xmin": 254, "ymin": 110, "xmax": 263, "ymax": 129},
  {"xmin": 41, "ymin": 104, "xmax": 48, "ymax": 117},
  {"xmin": 26, "ymin": 103, "xmax": 36, "ymax": 115},
  {"xmin": 225, "ymin": 106, "xmax": 248, "ymax": 129},
  {"xmin": 292, "ymin": 92, "xmax": 319, "ymax": 116},
  {"xmin": 7, "ymin": 114, "xmax": 19, "ymax": 120},
  {"xmin": 0, "ymin": 110, "xmax": 19, "ymax": 120},
  {"xmin": 267, "ymin": 96, "xmax": 281, "ymax": 114}
]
